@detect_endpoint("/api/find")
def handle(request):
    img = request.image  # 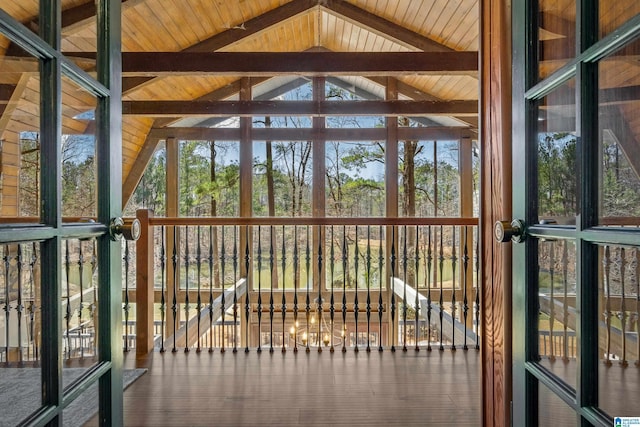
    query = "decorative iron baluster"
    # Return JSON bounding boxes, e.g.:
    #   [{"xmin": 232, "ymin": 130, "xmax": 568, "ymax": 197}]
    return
[
  {"xmin": 561, "ymin": 240, "xmax": 569, "ymax": 361},
  {"xmin": 317, "ymin": 235, "xmax": 323, "ymax": 353},
  {"xmin": 196, "ymin": 227, "xmax": 203, "ymax": 352},
  {"xmin": 603, "ymin": 245, "xmax": 612, "ymax": 365},
  {"xmin": 171, "ymin": 226, "xmax": 178, "ymax": 353},
  {"xmin": 282, "ymin": 225, "xmax": 287, "ymax": 353},
  {"xmin": 244, "ymin": 226, "xmax": 250, "ymax": 353},
  {"xmin": 438, "ymin": 226, "xmax": 444, "ymax": 351},
  {"xmin": 462, "ymin": 226, "xmax": 469, "ymax": 351},
  {"xmin": 160, "ymin": 227, "xmax": 166, "ymax": 352},
  {"xmin": 220, "ymin": 226, "xmax": 226, "ymax": 353},
  {"xmin": 378, "ymin": 226, "xmax": 384, "ymax": 352},
  {"xmin": 16, "ymin": 245, "xmax": 23, "ymax": 362},
  {"xmin": 402, "ymin": 225, "xmax": 408, "ymax": 352},
  {"xmin": 208, "ymin": 226, "xmax": 214, "ymax": 352},
  {"xmin": 390, "ymin": 227, "xmax": 396, "ymax": 352},
  {"xmin": 64, "ymin": 240, "xmax": 72, "ymax": 358},
  {"xmin": 350, "ymin": 227, "xmax": 357, "ymax": 352},
  {"xmin": 618, "ymin": 247, "xmax": 628, "ymax": 366},
  {"xmin": 123, "ymin": 240, "xmax": 130, "ymax": 352},
  {"xmin": 305, "ymin": 226, "xmax": 311, "ymax": 353},
  {"xmin": 426, "ymin": 226, "xmax": 433, "ymax": 351},
  {"xmin": 257, "ymin": 226, "xmax": 263, "ymax": 353},
  {"xmin": 451, "ymin": 226, "xmax": 457, "ymax": 351},
  {"xmin": 414, "ymin": 226, "xmax": 420, "ymax": 352},
  {"xmin": 635, "ymin": 248, "xmax": 639, "ymax": 367},
  {"xmin": 28, "ymin": 243, "xmax": 38, "ymax": 360},
  {"xmin": 3, "ymin": 245, "xmax": 9, "ymax": 358},
  {"xmin": 184, "ymin": 227, "xmax": 190, "ymax": 353},
  {"xmin": 77, "ymin": 242, "xmax": 85, "ymax": 357},
  {"xmin": 267, "ymin": 226, "xmax": 273, "ymax": 353},
  {"xmin": 330, "ymin": 226, "xmax": 335, "ymax": 353},
  {"xmin": 366, "ymin": 226, "xmax": 371, "ymax": 353},
  {"xmin": 233, "ymin": 226, "xmax": 239, "ymax": 353},
  {"xmin": 90, "ymin": 240, "xmax": 98, "ymax": 355},
  {"xmin": 293, "ymin": 226, "xmax": 299, "ymax": 353},
  {"xmin": 475, "ymin": 232, "xmax": 480, "ymax": 350},
  {"xmin": 342, "ymin": 226, "xmax": 348, "ymax": 353},
  {"xmin": 548, "ymin": 240, "xmax": 556, "ymax": 360}
]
